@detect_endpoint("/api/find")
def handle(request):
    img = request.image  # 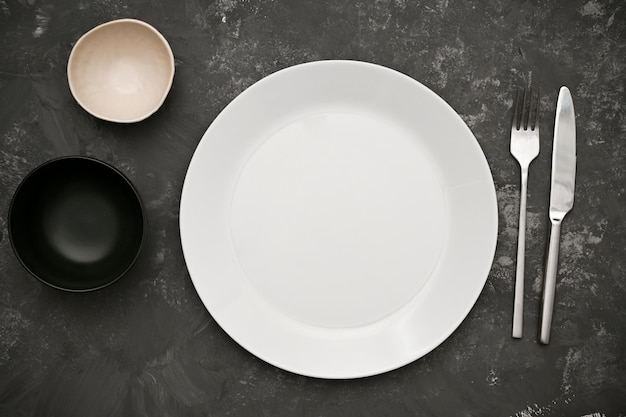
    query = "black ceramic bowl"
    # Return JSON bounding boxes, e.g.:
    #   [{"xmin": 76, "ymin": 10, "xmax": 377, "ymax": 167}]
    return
[{"xmin": 9, "ymin": 156, "xmax": 145, "ymax": 291}]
